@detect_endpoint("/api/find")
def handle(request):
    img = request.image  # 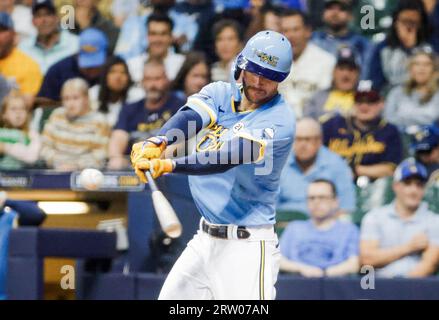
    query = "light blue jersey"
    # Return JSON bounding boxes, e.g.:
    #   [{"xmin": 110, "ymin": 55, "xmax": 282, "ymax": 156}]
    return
[{"xmin": 185, "ymin": 81, "xmax": 295, "ymax": 226}]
